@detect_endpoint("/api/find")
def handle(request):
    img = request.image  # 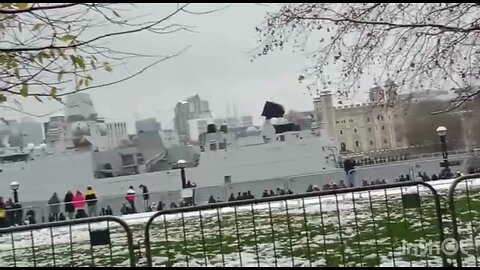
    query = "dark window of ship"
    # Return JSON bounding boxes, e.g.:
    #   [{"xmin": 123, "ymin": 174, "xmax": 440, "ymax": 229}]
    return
[
  {"xmin": 121, "ymin": 154, "xmax": 135, "ymax": 166},
  {"xmin": 210, "ymin": 143, "xmax": 217, "ymax": 151},
  {"xmin": 136, "ymin": 153, "xmax": 144, "ymax": 164},
  {"xmin": 280, "ymin": 135, "xmax": 285, "ymax": 142},
  {"xmin": 219, "ymin": 140, "xmax": 227, "ymax": 150},
  {"xmin": 224, "ymin": 175, "xmax": 231, "ymax": 184}
]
